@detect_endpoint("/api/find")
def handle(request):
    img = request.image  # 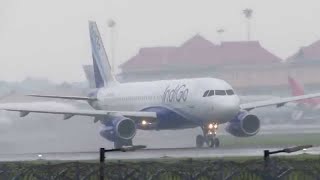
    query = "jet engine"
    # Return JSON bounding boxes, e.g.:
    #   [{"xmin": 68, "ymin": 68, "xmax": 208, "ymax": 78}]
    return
[
  {"xmin": 100, "ymin": 116, "xmax": 137, "ymax": 141},
  {"xmin": 226, "ymin": 111, "xmax": 260, "ymax": 137}
]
